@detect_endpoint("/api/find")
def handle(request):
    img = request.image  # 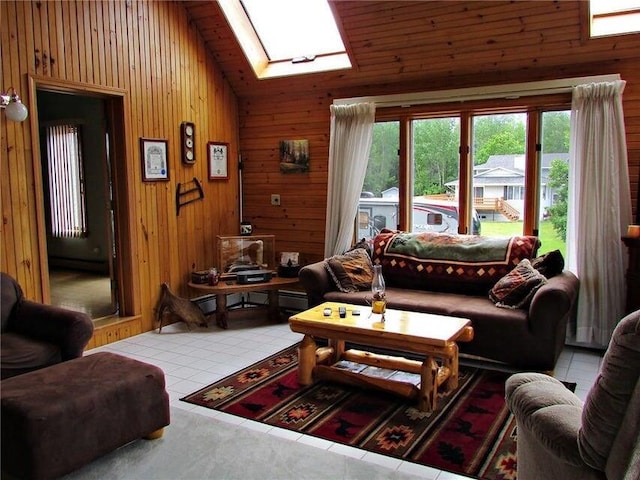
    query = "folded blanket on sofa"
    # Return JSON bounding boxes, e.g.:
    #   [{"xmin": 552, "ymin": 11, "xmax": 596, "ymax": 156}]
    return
[{"xmin": 373, "ymin": 231, "xmax": 541, "ymax": 294}]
